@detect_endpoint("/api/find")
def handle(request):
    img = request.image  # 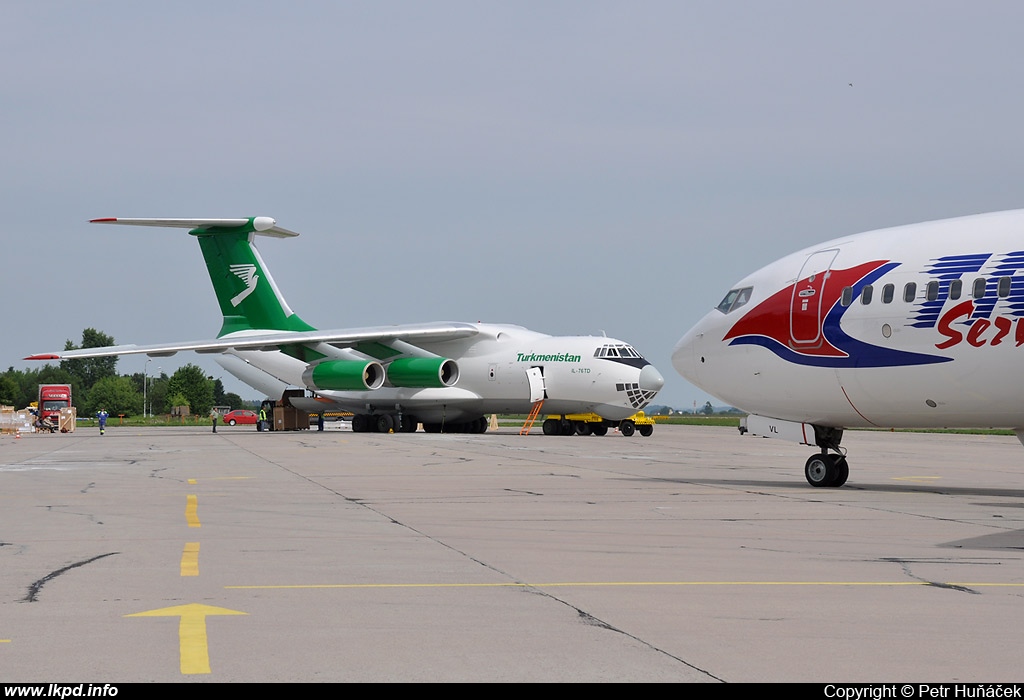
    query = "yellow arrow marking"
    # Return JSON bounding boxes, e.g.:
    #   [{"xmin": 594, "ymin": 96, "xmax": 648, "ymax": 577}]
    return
[
  {"xmin": 181, "ymin": 543, "xmax": 200, "ymax": 577},
  {"xmin": 126, "ymin": 603, "xmax": 247, "ymax": 675},
  {"xmin": 185, "ymin": 495, "xmax": 200, "ymax": 528}
]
